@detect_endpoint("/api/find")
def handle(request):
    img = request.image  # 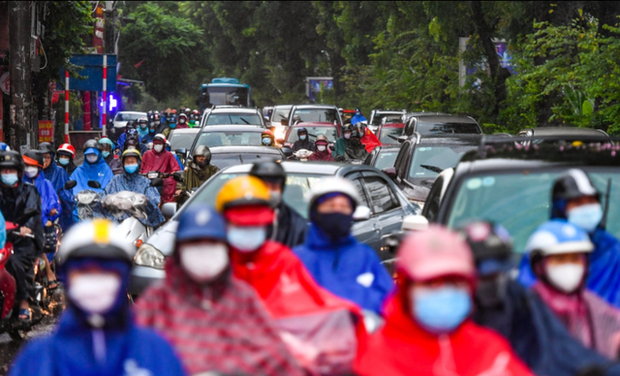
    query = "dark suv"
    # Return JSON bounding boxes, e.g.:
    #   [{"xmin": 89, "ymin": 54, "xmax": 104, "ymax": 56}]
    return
[{"xmin": 402, "ymin": 113, "xmax": 481, "ymax": 137}]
